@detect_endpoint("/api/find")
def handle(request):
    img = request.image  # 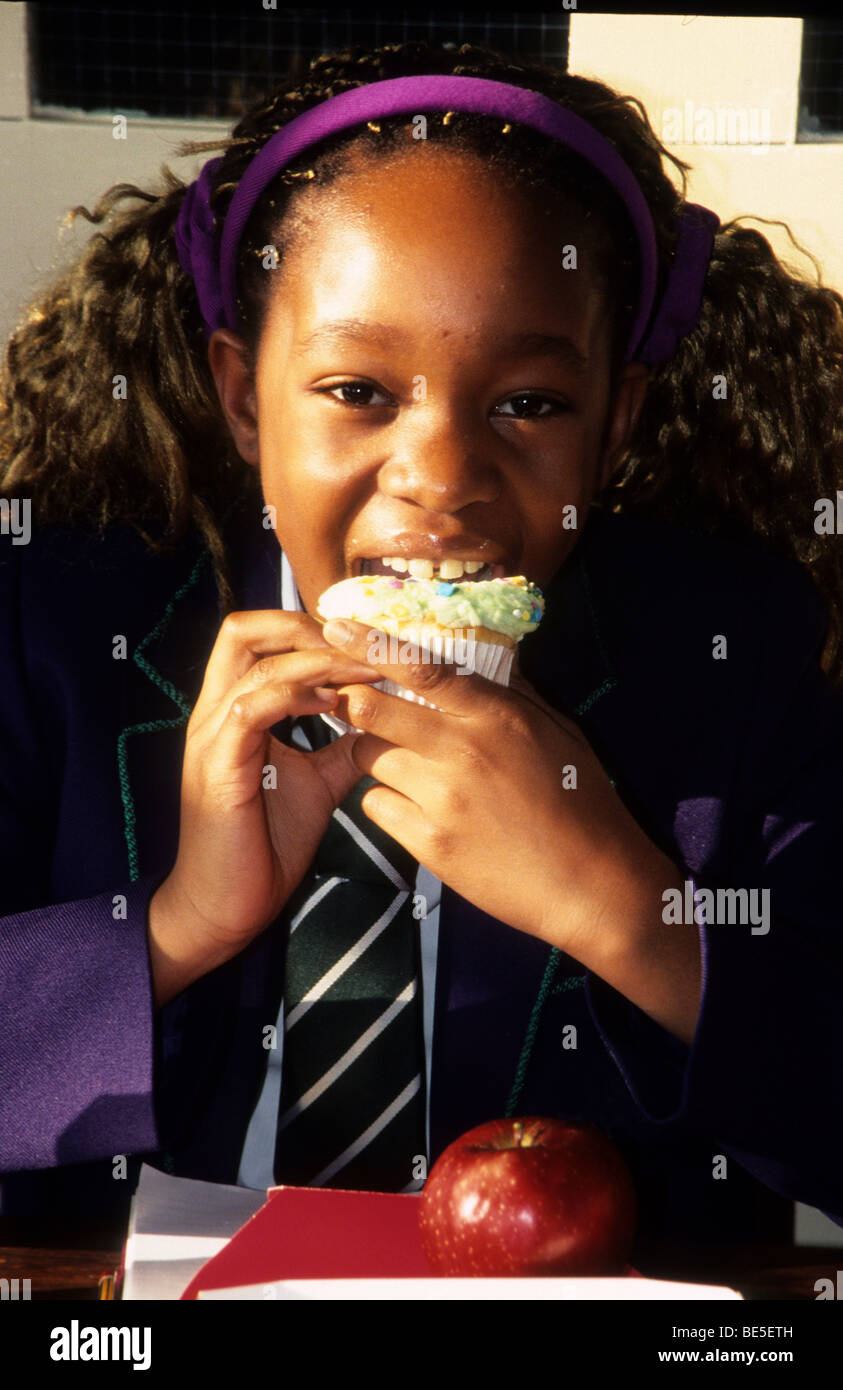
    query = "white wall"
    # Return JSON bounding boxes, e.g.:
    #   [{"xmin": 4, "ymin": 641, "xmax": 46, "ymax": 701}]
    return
[{"xmin": 569, "ymin": 14, "xmax": 843, "ymax": 292}]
